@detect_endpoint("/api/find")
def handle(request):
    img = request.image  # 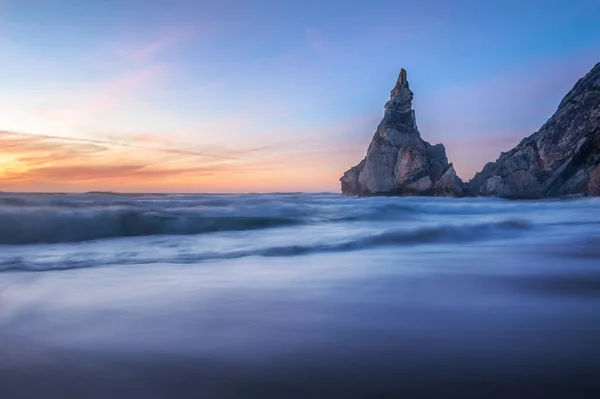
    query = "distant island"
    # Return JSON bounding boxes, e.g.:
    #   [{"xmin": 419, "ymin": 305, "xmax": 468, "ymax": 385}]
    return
[{"xmin": 341, "ymin": 63, "xmax": 600, "ymax": 198}]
